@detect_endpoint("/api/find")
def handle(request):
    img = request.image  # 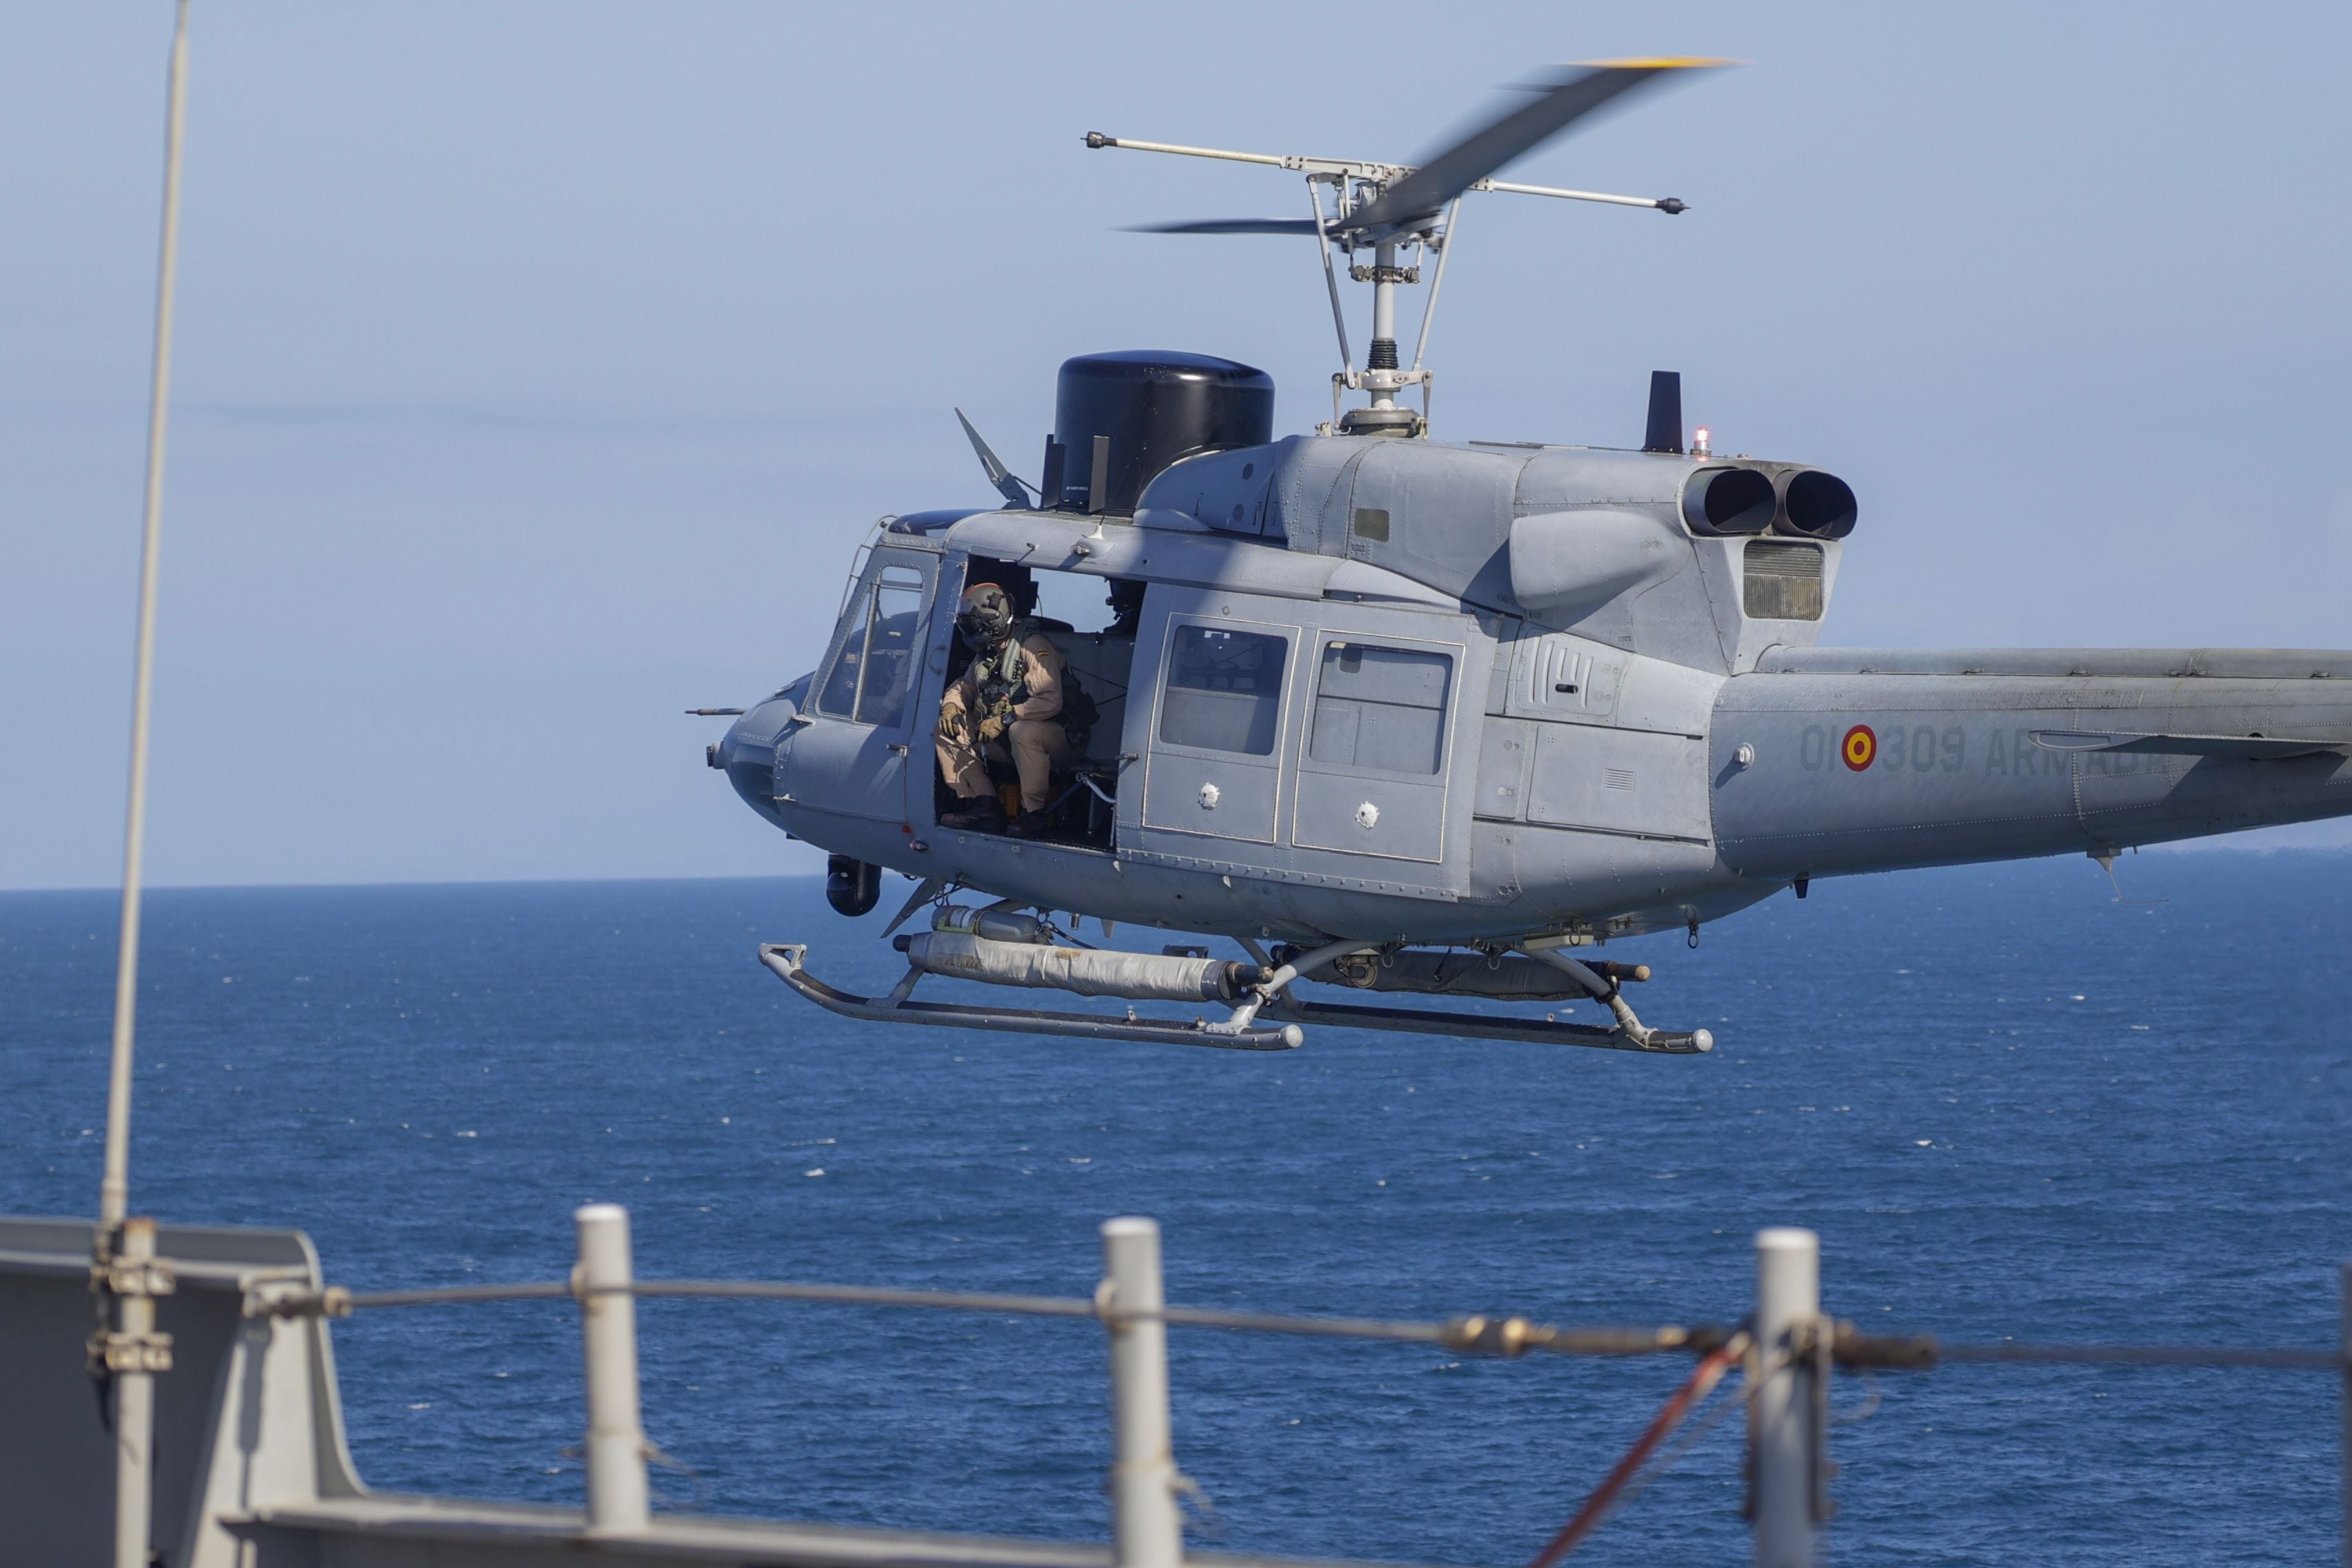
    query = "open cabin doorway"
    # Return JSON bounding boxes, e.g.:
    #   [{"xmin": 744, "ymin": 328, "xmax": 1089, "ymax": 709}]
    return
[{"xmin": 925, "ymin": 554, "xmax": 1142, "ymax": 852}]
